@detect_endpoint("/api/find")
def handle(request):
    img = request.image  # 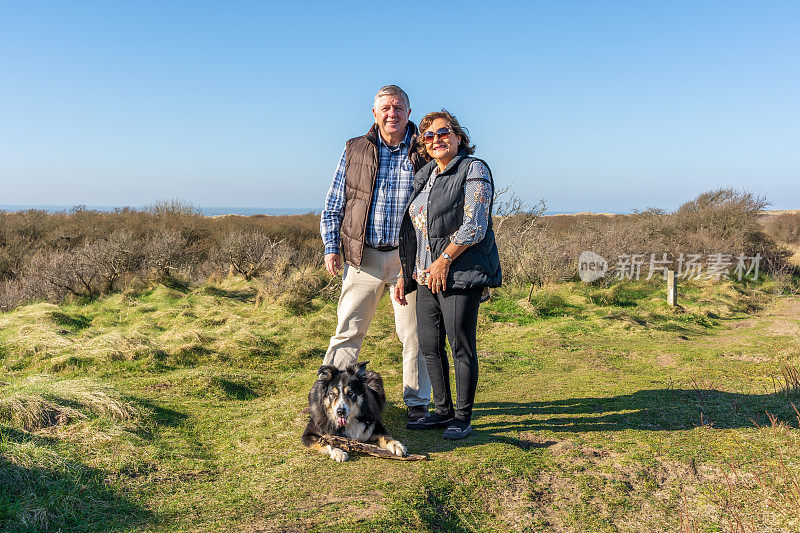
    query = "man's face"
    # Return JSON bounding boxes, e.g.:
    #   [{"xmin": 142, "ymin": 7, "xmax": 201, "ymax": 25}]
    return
[{"xmin": 372, "ymin": 95, "xmax": 410, "ymax": 142}]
